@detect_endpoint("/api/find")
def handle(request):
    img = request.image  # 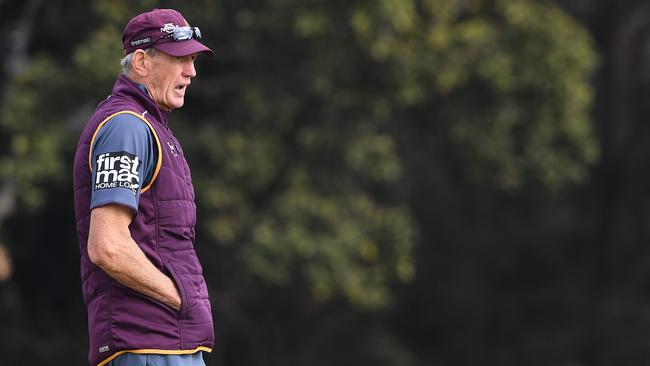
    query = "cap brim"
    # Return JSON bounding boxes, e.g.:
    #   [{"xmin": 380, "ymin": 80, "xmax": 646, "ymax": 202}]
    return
[{"xmin": 154, "ymin": 39, "xmax": 214, "ymax": 57}]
